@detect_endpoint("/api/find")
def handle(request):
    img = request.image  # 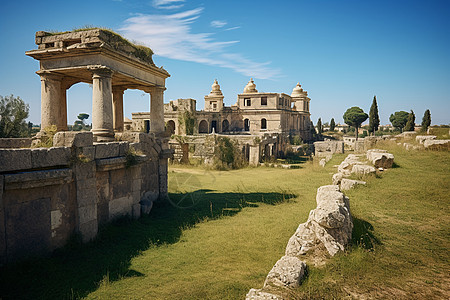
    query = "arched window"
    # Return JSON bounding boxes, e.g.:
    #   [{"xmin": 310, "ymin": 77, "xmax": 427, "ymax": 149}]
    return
[
  {"xmin": 222, "ymin": 119, "xmax": 229, "ymax": 132},
  {"xmin": 244, "ymin": 119, "xmax": 250, "ymax": 131},
  {"xmin": 261, "ymin": 118, "xmax": 267, "ymax": 130},
  {"xmin": 199, "ymin": 120, "xmax": 208, "ymax": 133},
  {"xmin": 166, "ymin": 120, "xmax": 176, "ymax": 135}
]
